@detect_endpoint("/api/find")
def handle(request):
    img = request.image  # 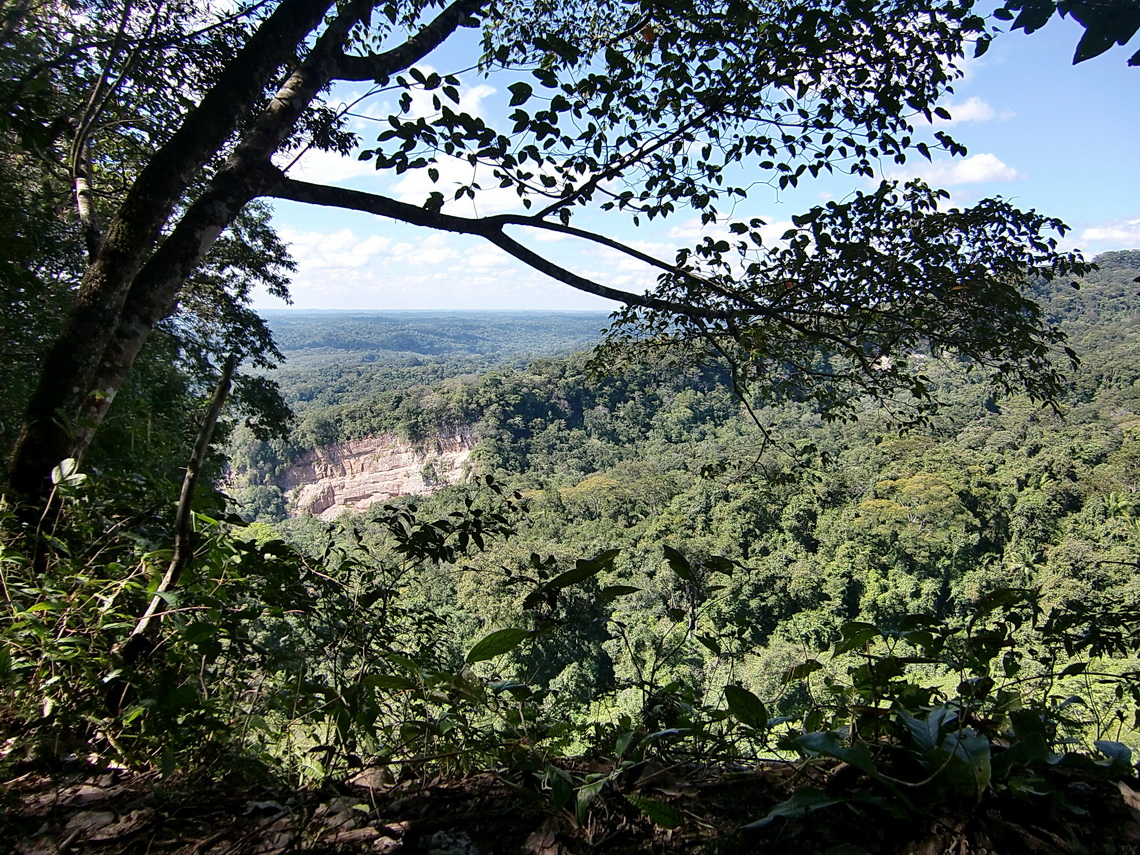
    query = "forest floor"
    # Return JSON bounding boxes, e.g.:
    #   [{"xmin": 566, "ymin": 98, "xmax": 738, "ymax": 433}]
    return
[{"xmin": 4, "ymin": 759, "xmax": 1140, "ymax": 854}]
